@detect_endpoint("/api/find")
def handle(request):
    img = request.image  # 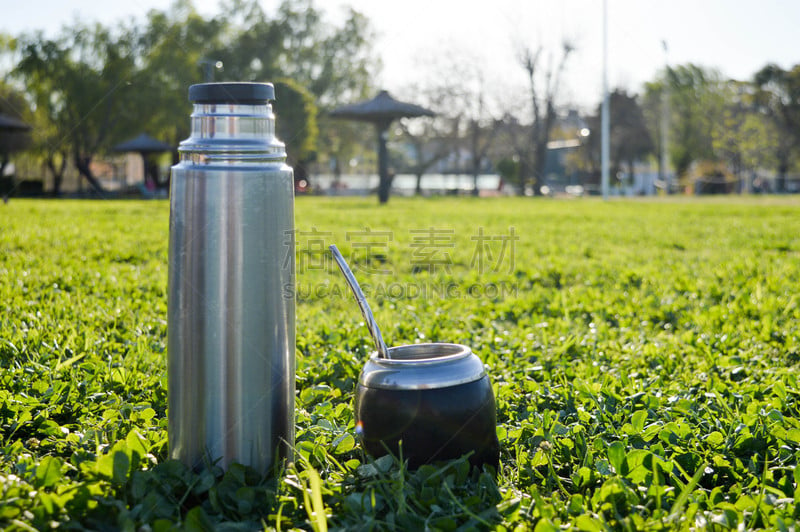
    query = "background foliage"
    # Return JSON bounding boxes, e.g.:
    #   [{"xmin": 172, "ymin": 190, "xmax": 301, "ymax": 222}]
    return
[
  {"xmin": 1, "ymin": 196, "xmax": 799, "ymax": 529},
  {"xmin": 2, "ymin": 0, "xmax": 378, "ymax": 193},
  {"xmin": 4, "ymin": 0, "xmax": 800, "ymax": 197}
]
